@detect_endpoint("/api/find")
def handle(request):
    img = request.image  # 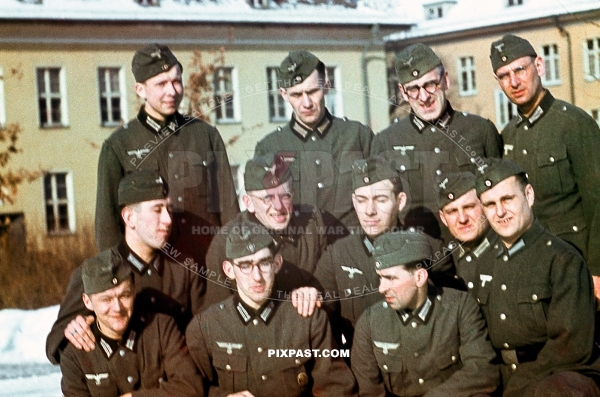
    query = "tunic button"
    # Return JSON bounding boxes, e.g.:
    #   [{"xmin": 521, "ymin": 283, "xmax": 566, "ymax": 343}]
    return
[
  {"xmin": 150, "ymin": 297, "xmax": 156, "ymax": 303},
  {"xmin": 451, "ymin": 355, "xmax": 457, "ymax": 362},
  {"xmin": 532, "ymin": 294, "xmax": 538, "ymax": 301},
  {"xmin": 225, "ymin": 365, "xmax": 232, "ymax": 371},
  {"xmin": 501, "ymin": 284, "xmax": 507, "ymax": 291},
  {"xmin": 470, "ymin": 157, "xmax": 476, "ymax": 163},
  {"xmin": 465, "ymin": 256, "xmax": 472, "ymax": 262},
  {"xmin": 315, "ymin": 159, "xmax": 321, "ymax": 165},
  {"xmin": 524, "ymin": 126, "xmax": 529, "ymax": 131},
  {"xmin": 317, "ymin": 182, "xmax": 324, "ymax": 189},
  {"xmin": 436, "ymin": 295, "xmax": 442, "ymax": 301},
  {"xmin": 503, "ymin": 255, "xmax": 508, "ymax": 262},
  {"xmin": 257, "ymin": 347, "xmax": 263, "ymax": 353},
  {"xmin": 454, "ymin": 275, "xmax": 460, "ymax": 279},
  {"xmin": 345, "ymin": 289, "xmax": 352, "ymax": 295},
  {"xmin": 419, "ymin": 378, "xmax": 424, "ymax": 385},
  {"xmin": 261, "ymin": 375, "xmax": 268, "ymax": 380},
  {"xmin": 434, "ymin": 147, "xmax": 440, "ymax": 153},
  {"xmin": 503, "ymin": 343, "xmax": 509, "ymax": 349},
  {"xmin": 562, "ymin": 106, "xmax": 567, "ymax": 111},
  {"xmin": 414, "ymin": 352, "xmax": 419, "ymax": 357},
  {"xmin": 383, "ymin": 364, "xmax": 389, "ymax": 371},
  {"xmin": 382, "ymin": 302, "xmax": 388, "ymax": 308},
  {"xmin": 549, "ymin": 156, "xmax": 555, "ymax": 163},
  {"xmin": 181, "ymin": 307, "xmax": 186, "ymax": 313},
  {"xmin": 295, "ymin": 359, "xmax": 301, "ymax": 365},
  {"xmin": 430, "ymin": 127, "xmax": 436, "ymax": 132},
  {"xmin": 147, "ymin": 269, "xmax": 152, "ymax": 276},
  {"xmin": 436, "ymin": 169, "xmax": 442, "ymax": 175},
  {"xmin": 120, "ymin": 350, "xmax": 125, "ymax": 357},
  {"xmin": 547, "ymin": 240, "xmax": 552, "ymax": 246},
  {"xmin": 500, "ymin": 313, "xmax": 507, "ymax": 320},
  {"xmin": 476, "ymin": 298, "xmax": 481, "ymax": 304},
  {"xmin": 127, "ymin": 376, "xmax": 134, "ymax": 383},
  {"xmin": 177, "ymin": 196, "xmax": 183, "ymax": 202},
  {"xmin": 311, "ymin": 136, "xmax": 317, "ymax": 141},
  {"xmin": 169, "ymin": 153, "xmax": 174, "ymax": 158},
  {"xmin": 573, "ymin": 226, "xmax": 578, "ymax": 232},
  {"xmin": 411, "ymin": 321, "xmax": 418, "ymax": 328},
  {"xmin": 467, "ymin": 282, "xmax": 474, "ymax": 289},
  {"xmin": 253, "ymin": 319, "xmax": 259, "ymax": 326},
  {"xmin": 522, "ymin": 149, "xmax": 528, "ymax": 155},
  {"xmin": 511, "ymin": 364, "xmax": 517, "ymax": 371},
  {"xmin": 202, "ymin": 161, "xmax": 208, "ymax": 166},
  {"xmin": 400, "ymin": 165, "xmax": 406, "ymax": 171}
]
